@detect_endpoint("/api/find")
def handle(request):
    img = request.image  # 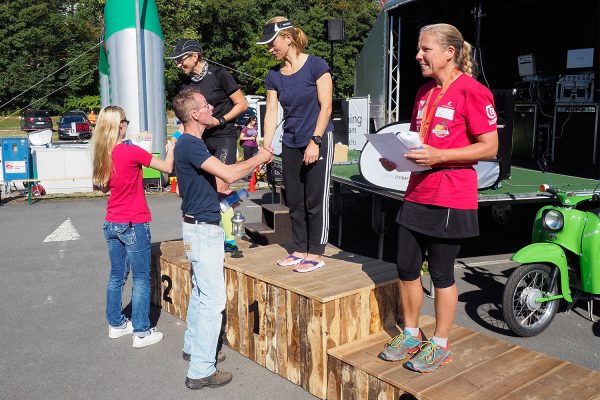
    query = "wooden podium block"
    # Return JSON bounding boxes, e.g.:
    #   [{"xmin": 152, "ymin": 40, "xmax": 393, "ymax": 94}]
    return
[
  {"xmin": 151, "ymin": 239, "xmax": 254, "ymax": 321},
  {"xmin": 150, "ymin": 240, "xmax": 191, "ymax": 320},
  {"xmin": 326, "ymin": 316, "xmax": 600, "ymax": 400},
  {"xmin": 224, "ymin": 244, "xmax": 401, "ymax": 399}
]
